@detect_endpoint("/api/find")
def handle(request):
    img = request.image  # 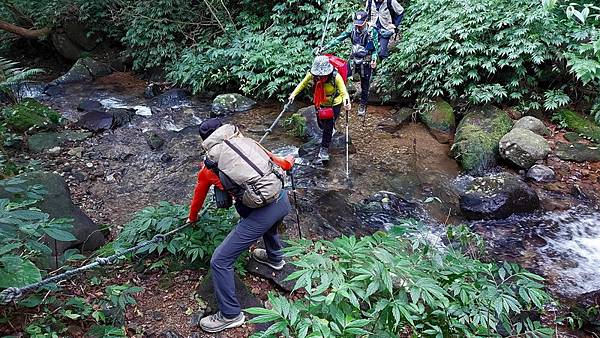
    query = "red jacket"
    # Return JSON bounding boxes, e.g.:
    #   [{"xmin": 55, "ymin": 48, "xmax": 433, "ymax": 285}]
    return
[{"xmin": 188, "ymin": 153, "xmax": 294, "ymax": 222}]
